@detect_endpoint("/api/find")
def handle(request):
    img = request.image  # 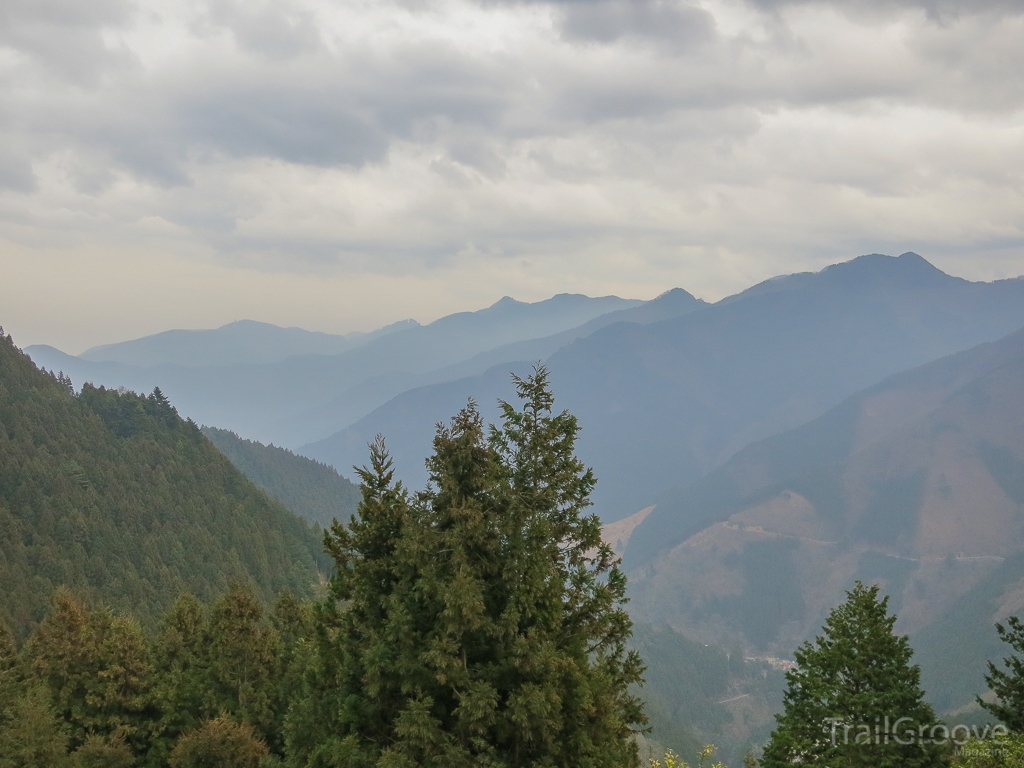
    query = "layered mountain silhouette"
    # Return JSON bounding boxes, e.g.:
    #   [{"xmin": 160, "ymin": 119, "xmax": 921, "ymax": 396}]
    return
[
  {"xmin": 80, "ymin": 318, "xmax": 416, "ymax": 367},
  {"xmin": 620, "ymin": 324, "xmax": 1024, "ymax": 713},
  {"xmin": 27, "ymin": 293, "xmax": 640, "ymax": 449},
  {"xmin": 304, "ymin": 253, "xmax": 1024, "ymax": 518}
]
